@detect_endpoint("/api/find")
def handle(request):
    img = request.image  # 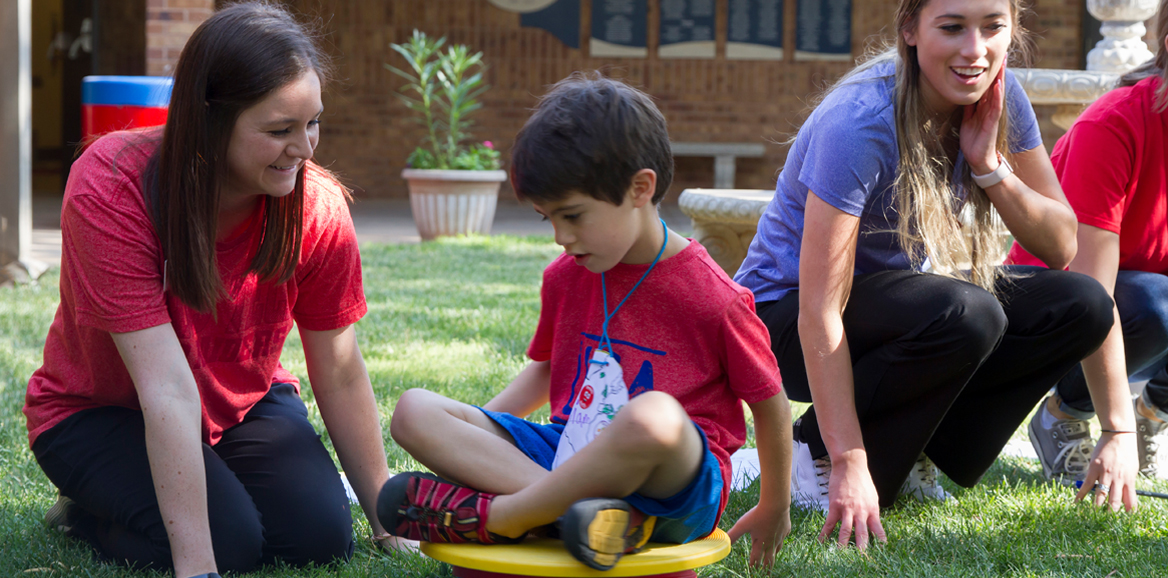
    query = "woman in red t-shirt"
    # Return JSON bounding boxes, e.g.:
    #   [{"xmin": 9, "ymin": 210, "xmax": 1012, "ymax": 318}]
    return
[
  {"xmin": 1008, "ymin": 2, "xmax": 1168, "ymax": 510},
  {"xmin": 23, "ymin": 4, "xmax": 396, "ymax": 577}
]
